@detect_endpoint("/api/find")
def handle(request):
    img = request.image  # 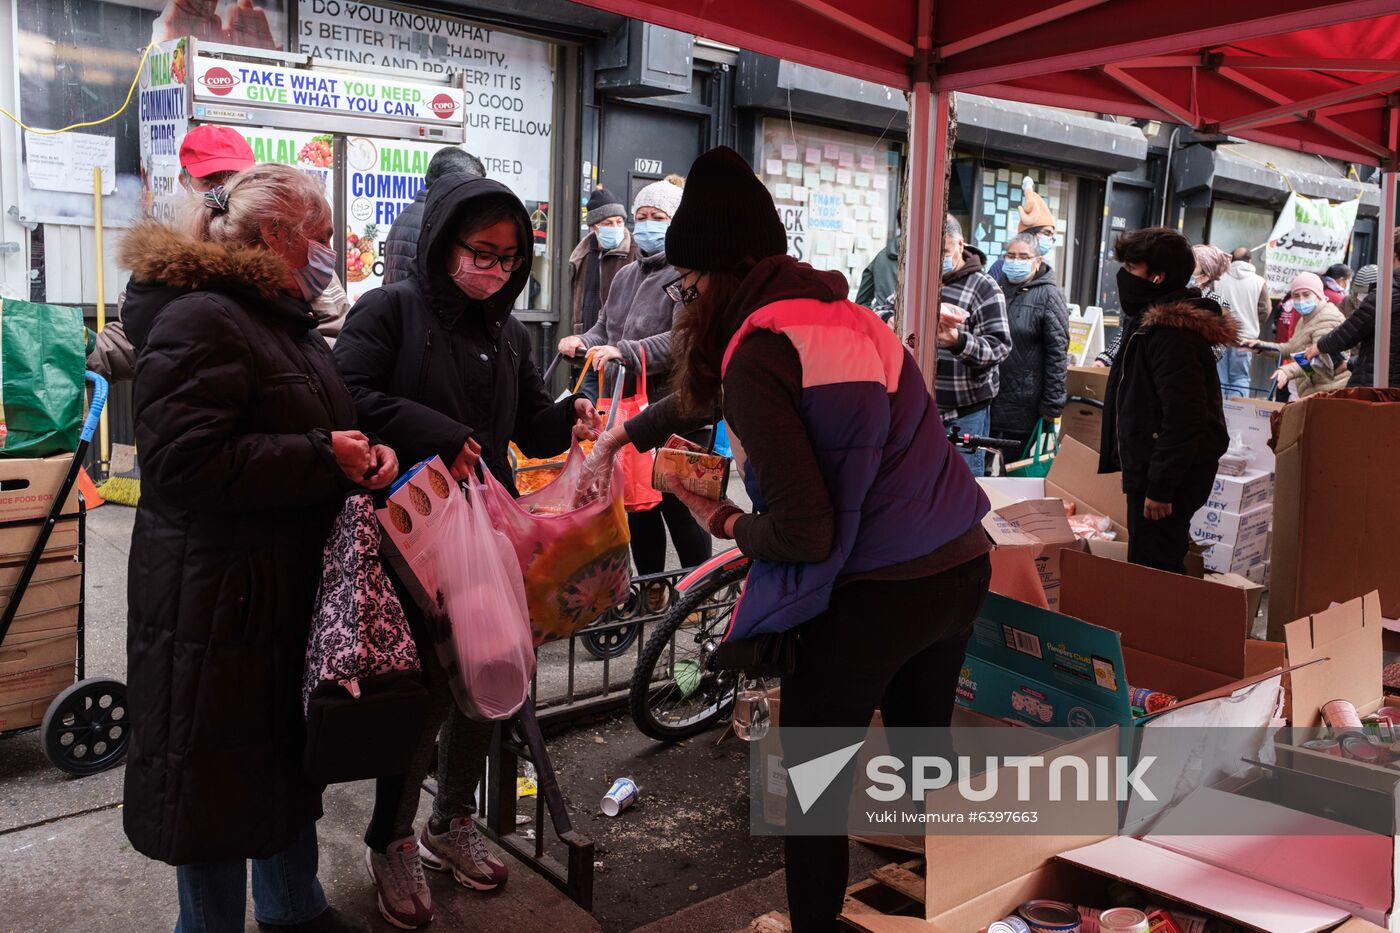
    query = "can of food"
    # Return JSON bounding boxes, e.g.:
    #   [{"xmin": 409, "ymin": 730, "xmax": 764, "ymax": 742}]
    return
[
  {"xmin": 1301, "ymin": 737, "xmax": 1342, "ymax": 756},
  {"xmin": 1339, "ymin": 733, "xmax": 1386, "ymax": 764},
  {"xmin": 1322, "ymin": 698, "xmax": 1364, "ymax": 734},
  {"xmin": 1127, "ymin": 687, "xmax": 1179, "ymax": 714},
  {"xmin": 600, "ymin": 777, "xmax": 638, "ymax": 816},
  {"xmin": 1019, "ymin": 900, "xmax": 1082, "ymax": 931},
  {"xmin": 1097, "ymin": 908, "xmax": 1150, "ymax": 932},
  {"xmin": 989, "ymin": 918, "xmax": 1033, "ymax": 933},
  {"xmin": 1363, "ymin": 716, "xmax": 1395, "ymax": 742}
]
